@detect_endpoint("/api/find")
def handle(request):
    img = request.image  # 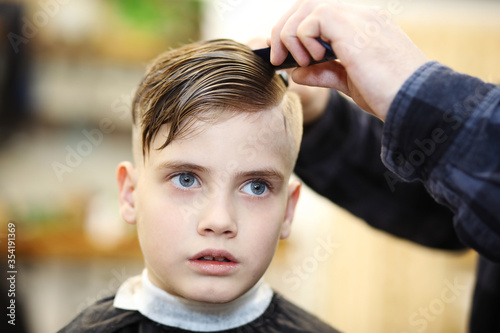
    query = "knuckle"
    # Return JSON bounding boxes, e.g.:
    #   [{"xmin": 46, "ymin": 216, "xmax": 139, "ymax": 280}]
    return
[
  {"xmin": 271, "ymin": 25, "xmax": 279, "ymax": 36},
  {"xmin": 280, "ymin": 28, "xmax": 293, "ymax": 41}
]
